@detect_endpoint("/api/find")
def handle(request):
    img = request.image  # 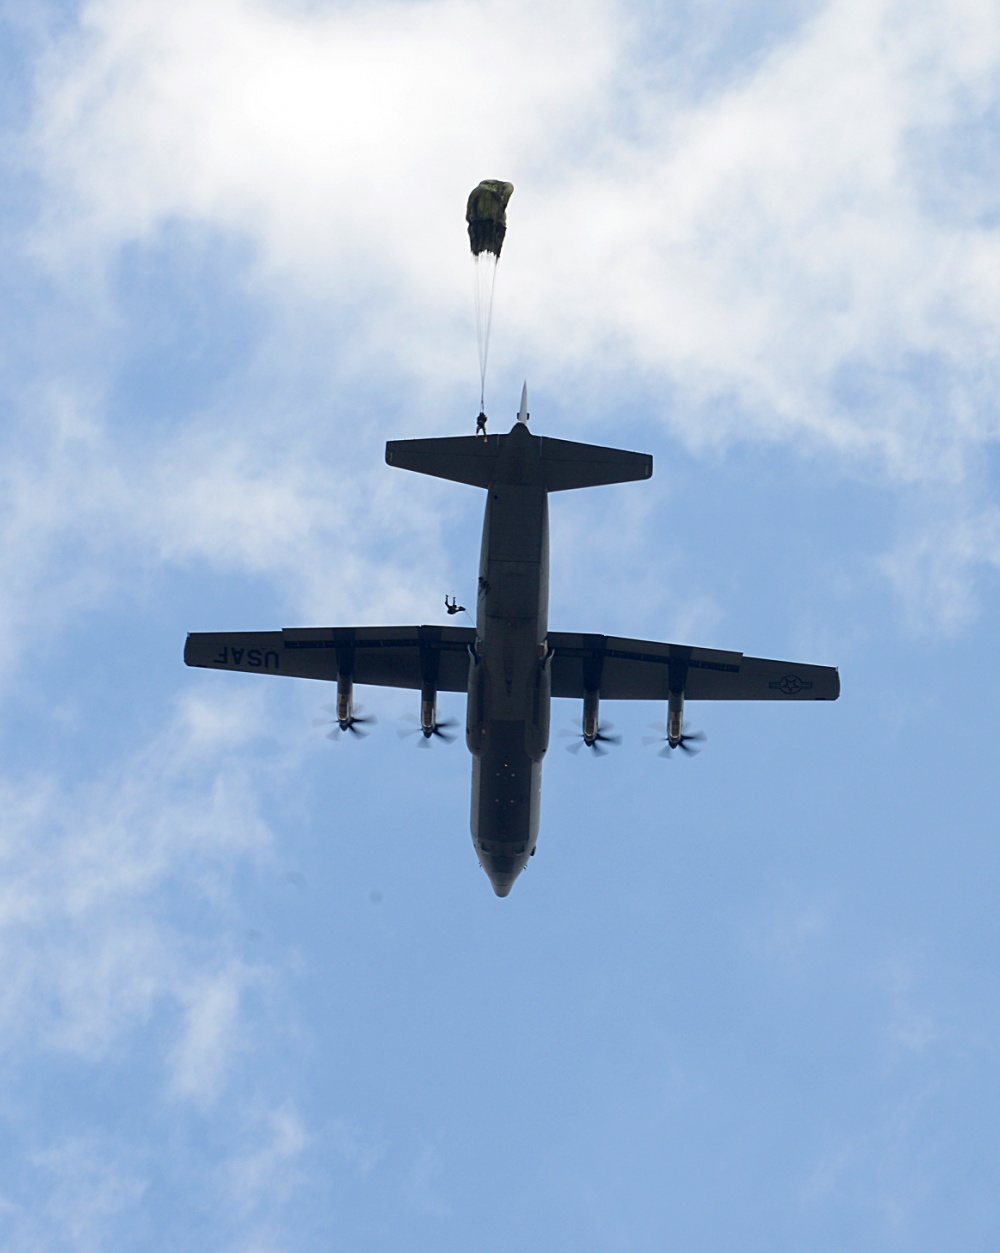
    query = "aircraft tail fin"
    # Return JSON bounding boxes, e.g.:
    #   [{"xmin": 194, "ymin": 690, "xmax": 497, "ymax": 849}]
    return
[{"xmin": 385, "ymin": 428, "xmax": 652, "ymax": 491}]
